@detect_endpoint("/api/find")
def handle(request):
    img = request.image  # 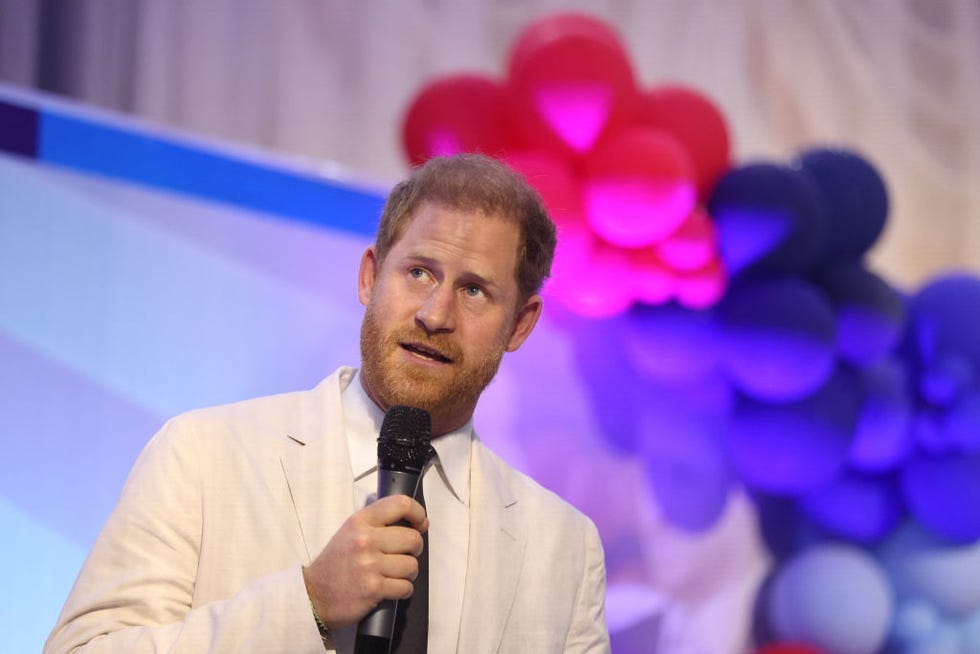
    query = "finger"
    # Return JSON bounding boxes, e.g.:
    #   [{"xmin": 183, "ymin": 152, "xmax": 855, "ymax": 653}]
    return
[
  {"xmin": 364, "ymin": 495, "xmax": 428, "ymax": 530},
  {"xmin": 380, "ymin": 577, "xmax": 416, "ymax": 601},
  {"xmin": 378, "ymin": 552, "xmax": 420, "ymax": 582},
  {"xmin": 375, "ymin": 525, "xmax": 425, "ymax": 556}
]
